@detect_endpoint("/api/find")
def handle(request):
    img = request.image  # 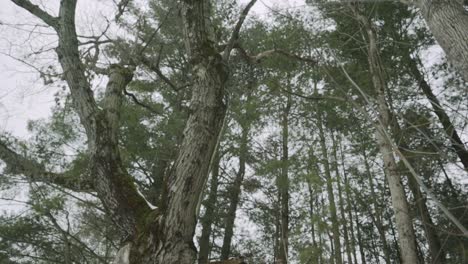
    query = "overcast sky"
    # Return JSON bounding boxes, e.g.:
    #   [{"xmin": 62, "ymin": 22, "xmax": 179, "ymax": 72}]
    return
[{"xmin": 0, "ymin": 0, "xmax": 306, "ymax": 138}]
